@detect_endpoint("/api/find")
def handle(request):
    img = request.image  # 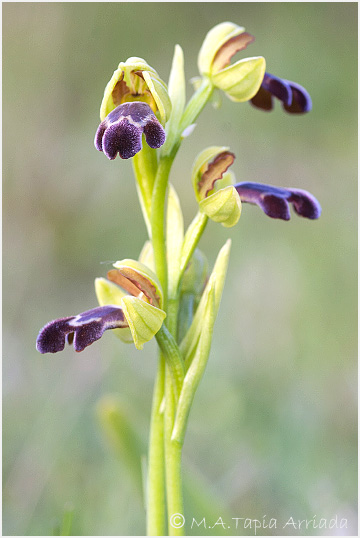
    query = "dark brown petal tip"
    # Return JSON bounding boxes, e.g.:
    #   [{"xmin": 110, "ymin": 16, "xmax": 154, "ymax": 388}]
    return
[
  {"xmin": 198, "ymin": 151, "xmax": 235, "ymax": 199},
  {"xmin": 94, "ymin": 102, "xmax": 166, "ymax": 160},
  {"xmin": 251, "ymin": 72, "xmax": 312, "ymax": 114},
  {"xmin": 213, "ymin": 32, "xmax": 255, "ymax": 72},
  {"xmin": 36, "ymin": 305, "xmax": 128, "ymax": 354},
  {"xmin": 234, "ymin": 182, "xmax": 321, "ymax": 220}
]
